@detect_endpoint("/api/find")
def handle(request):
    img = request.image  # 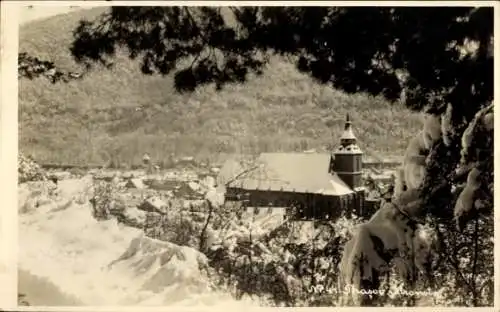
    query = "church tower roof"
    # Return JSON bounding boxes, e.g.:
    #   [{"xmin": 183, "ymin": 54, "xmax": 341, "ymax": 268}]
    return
[
  {"xmin": 335, "ymin": 113, "xmax": 362, "ymax": 154},
  {"xmin": 340, "ymin": 113, "xmax": 357, "ymax": 144}
]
